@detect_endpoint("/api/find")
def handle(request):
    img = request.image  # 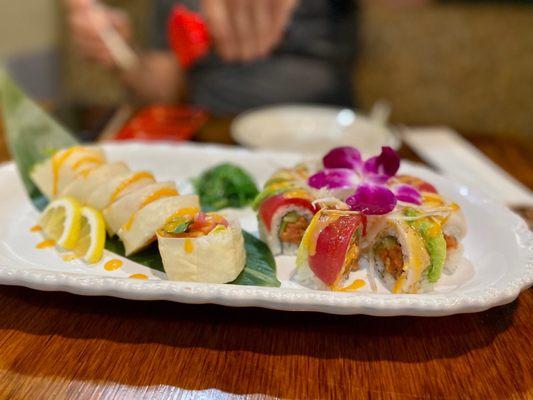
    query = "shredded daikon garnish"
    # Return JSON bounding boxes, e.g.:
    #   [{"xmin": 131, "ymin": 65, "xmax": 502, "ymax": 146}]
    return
[{"xmin": 312, "ymin": 197, "xmax": 350, "ymax": 210}]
